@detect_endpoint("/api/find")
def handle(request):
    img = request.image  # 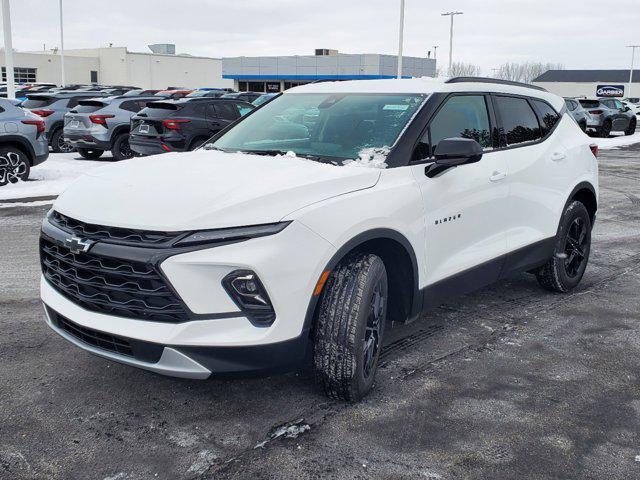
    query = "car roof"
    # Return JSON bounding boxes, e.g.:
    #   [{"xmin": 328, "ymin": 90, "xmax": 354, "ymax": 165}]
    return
[
  {"xmin": 288, "ymin": 77, "xmax": 564, "ymax": 110},
  {"xmin": 27, "ymin": 91, "xmax": 106, "ymax": 99}
]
